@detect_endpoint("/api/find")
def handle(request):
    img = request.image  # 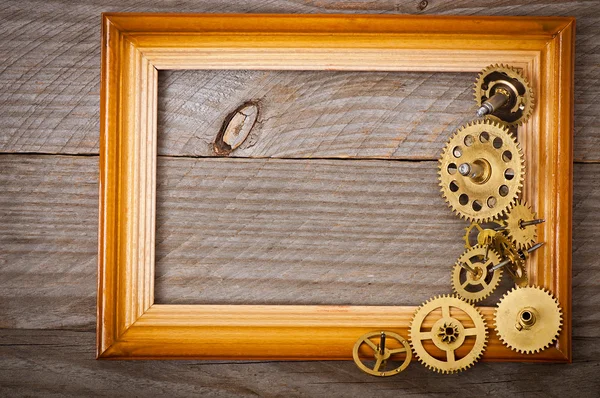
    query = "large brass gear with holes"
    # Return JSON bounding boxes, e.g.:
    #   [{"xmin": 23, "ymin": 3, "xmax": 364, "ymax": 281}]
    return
[
  {"xmin": 493, "ymin": 234, "xmax": 528, "ymax": 287},
  {"xmin": 474, "ymin": 64, "xmax": 535, "ymax": 126},
  {"xmin": 439, "ymin": 119, "xmax": 524, "ymax": 223},
  {"xmin": 352, "ymin": 331, "xmax": 412, "ymax": 377},
  {"xmin": 452, "ymin": 246, "xmax": 503, "ymax": 303},
  {"xmin": 409, "ymin": 295, "xmax": 487, "ymax": 373},
  {"xmin": 503, "ymin": 200, "xmax": 538, "ymax": 250},
  {"xmin": 495, "ymin": 286, "xmax": 562, "ymax": 354}
]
